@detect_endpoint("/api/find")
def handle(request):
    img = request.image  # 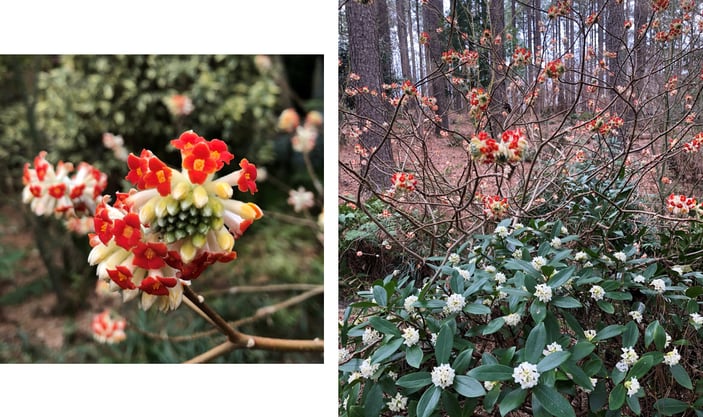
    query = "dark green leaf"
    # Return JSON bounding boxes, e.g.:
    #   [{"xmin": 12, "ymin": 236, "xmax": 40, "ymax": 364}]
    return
[
  {"xmin": 417, "ymin": 385, "xmax": 441, "ymax": 417},
  {"xmin": 435, "ymin": 323, "xmax": 454, "ymax": 364},
  {"xmin": 609, "ymin": 384, "xmax": 626, "ymax": 410},
  {"xmin": 533, "ymin": 385, "xmax": 576, "ymax": 417},
  {"xmin": 371, "ymin": 337, "xmax": 403, "ymax": 364},
  {"xmin": 530, "ymin": 300, "xmax": 547, "ymax": 323},
  {"xmin": 686, "ymin": 286, "xmax": 703, "ymax": 298},
  {"xmin": 406, "ymin": 344, "xmax": 423, "ymax": 368},
  {"xmin": 605, "ymin": 291, "xmax": 632, "ymax": 301},
  {"xmin": 372, "ymin": 285, "xmax": 387, "ymax": 307},
  {"xmin": 482, "ymin": 317, "xmax": 505, "ymax": 335},
  {"xmin": 452, "ymin": 348, "xmax": 474, "ymax": 374},
  {"xmin": 626, "ymin": 393, "xmax": 641, "ymax": 416},
  {"xmin": 453, "ymin": 375, "xmax": 485, "ymax": 398},
  {"xmin": 551, "ymin": 296, "xmax": 582, "ymax": 308},
  {"xmin": 654, "ymin": 398, "xmax": 690, "ymax": 415},
  {"xmin": 368, "ymin": 316, "xmax": 401, "ymax": 337},
  {"xmin": 465, "ymin": 302, "xmax": 491, "ymax": 315},
  {"xmin": 597, "ymin": 300, "xmax": 615, "ymax": 314},
  {"xmin": 363, "ymin": 382, "xmax": 384, "ymax": 417},
  {"xmin": 537, "ymin": 351, "xmax": 571, "ymax": 373},
  {"xmin": 670, "ymin": 364, "xmax": 693, "ymax": 390},
  {"xmin": 627, "ymin": 355, "xmax": 655, "ymax": 379},
  {"xmin": 442, "ymin": 391, "xmax": 462, "ymax": 417},
  {"xmin": 622, "ymin": 321, "xmax": 639, "ymax": 348},
  {"xmin": 595, "ymin": 324, "xmax": 625, "ymax": 341},
  {"xmin": 570, "ymin": 341, "xmax": 595, "ymax": 362},
  {"xmin": 467, "ymin": 364, "xmax": 514, "ymax": 381},
  {"xmin": 525, "ymin": 322, "xmax": 547, "ymax": 363},
  {"xmin": 547, "ymin": 265, "xmax": 576, "ymax": 289},
  {"xmin": 396, "ymin": 372, "xmax": 432, "ymax": 389},
  {"xmin": 498, "ymin": 388, "xmax": 528, "ymax": 416}
]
